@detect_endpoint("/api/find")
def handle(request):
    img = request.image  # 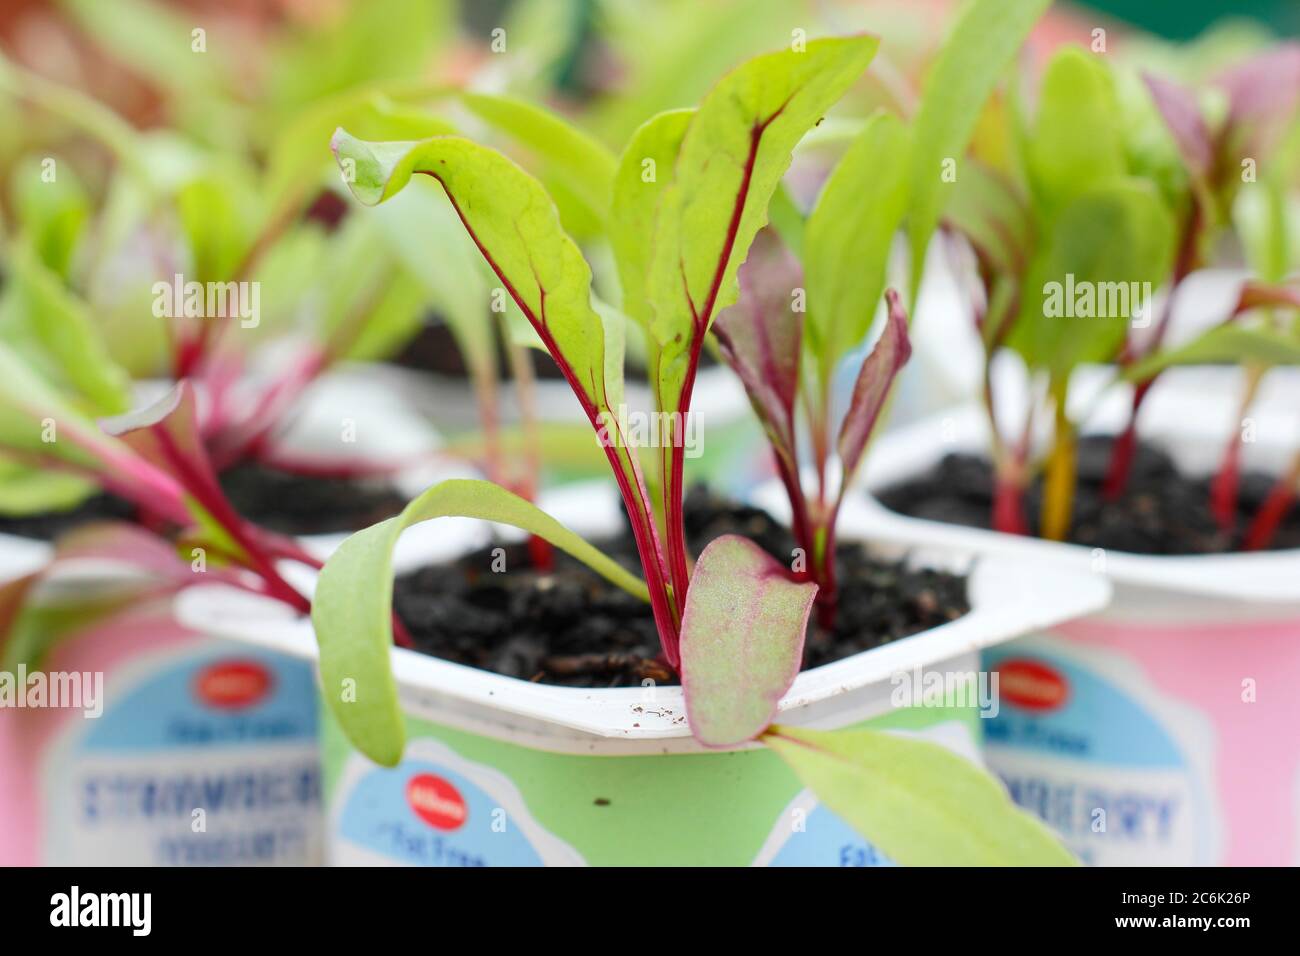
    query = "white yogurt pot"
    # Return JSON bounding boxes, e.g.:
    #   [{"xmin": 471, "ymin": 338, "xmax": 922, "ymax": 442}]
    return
[
  {"xmin": 849, "ymin": 400, "xmax": 1300, "ymax": 866},
  {"xmin": 179, "ymin": 482, "xmax": 1109, "ymax": 866},
  {"xmin": 0, "ymin": 365, "xmax": 449, "ymax": 866}
]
